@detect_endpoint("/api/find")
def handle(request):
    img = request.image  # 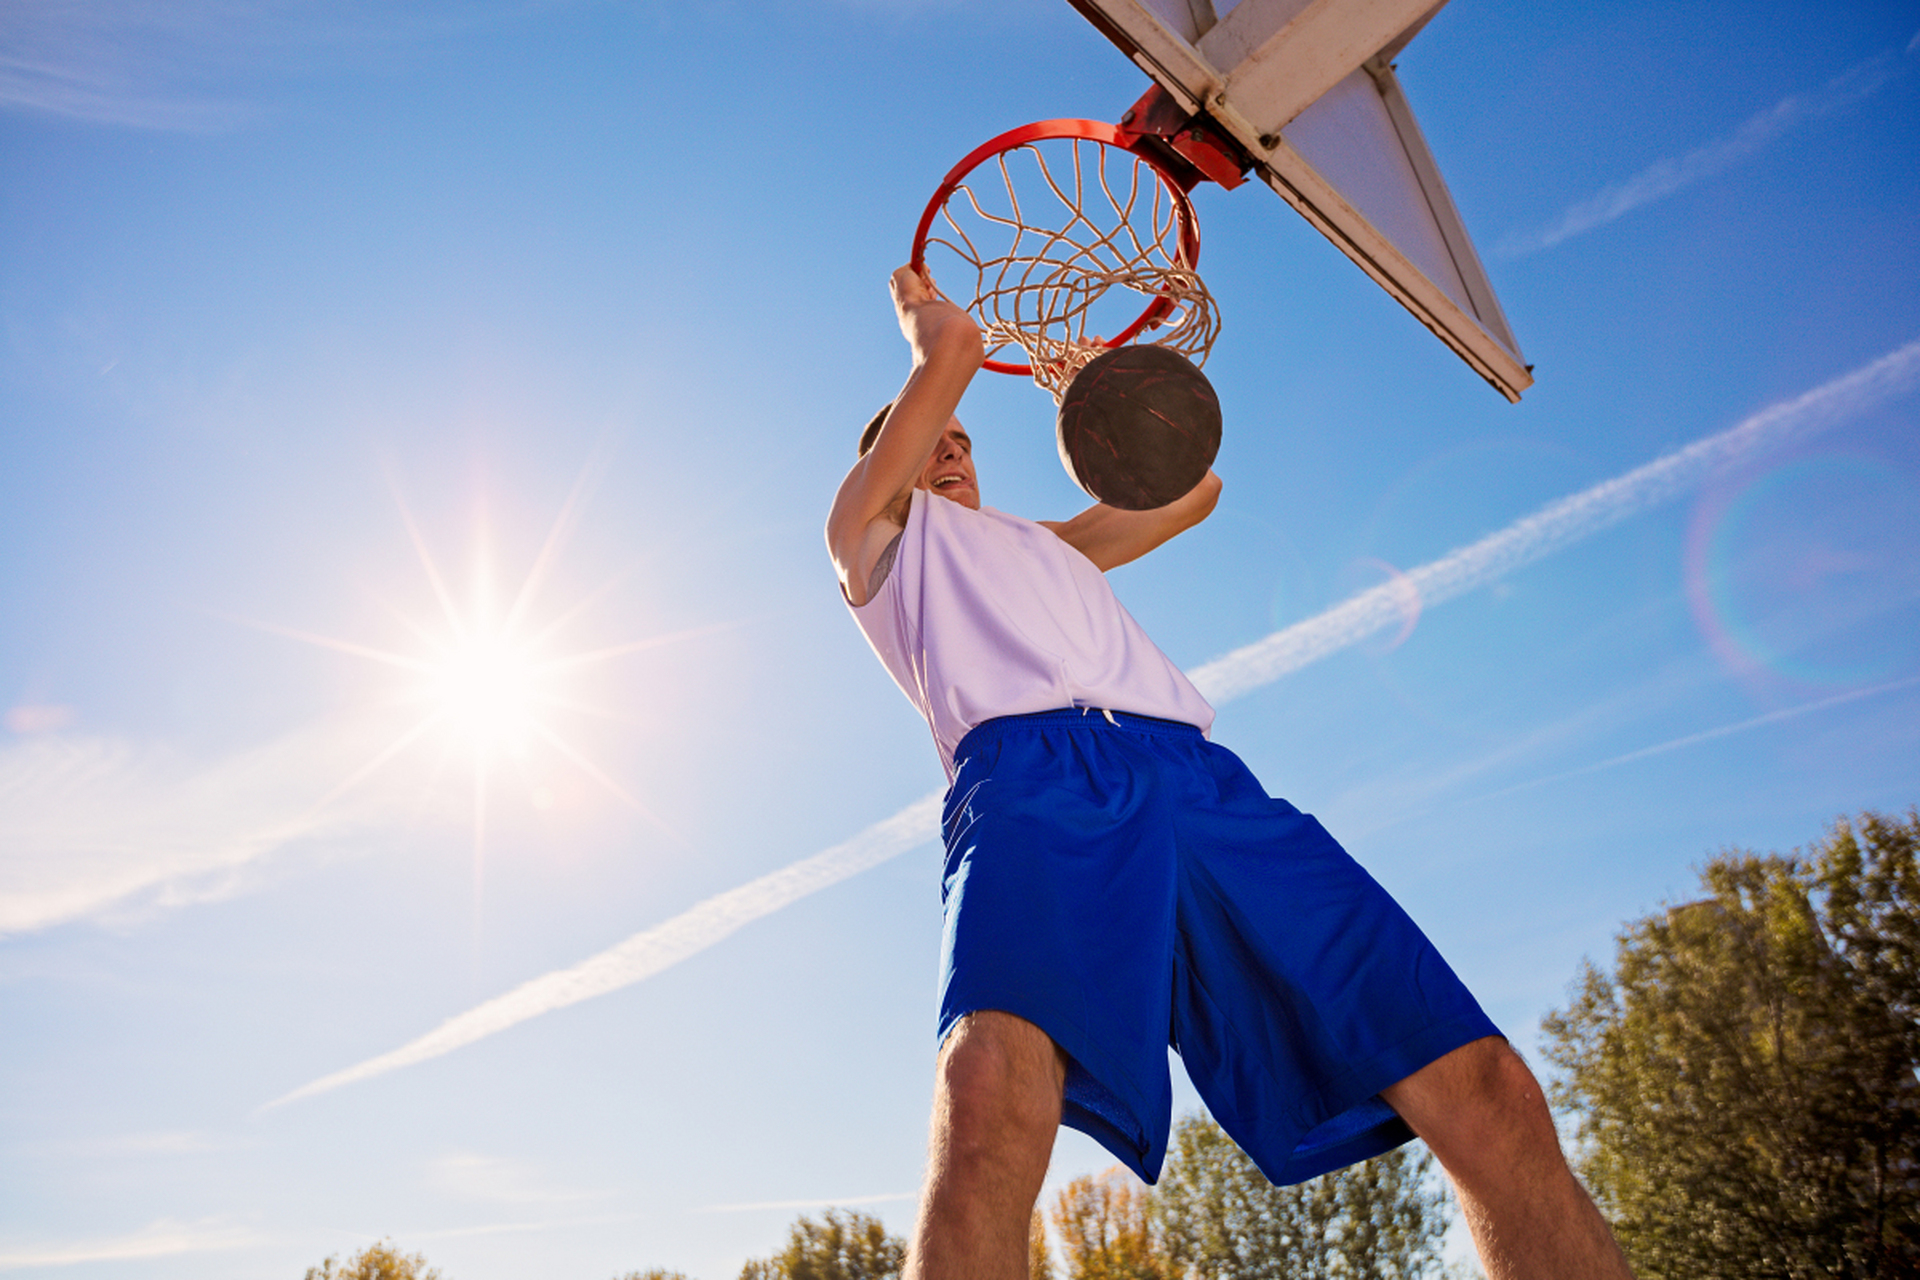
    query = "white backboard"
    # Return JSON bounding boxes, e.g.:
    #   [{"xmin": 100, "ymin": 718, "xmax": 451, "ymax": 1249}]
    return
[{"xmin": 1067, "ymin": 0, "xmax": 1531, "ymax": 400}]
